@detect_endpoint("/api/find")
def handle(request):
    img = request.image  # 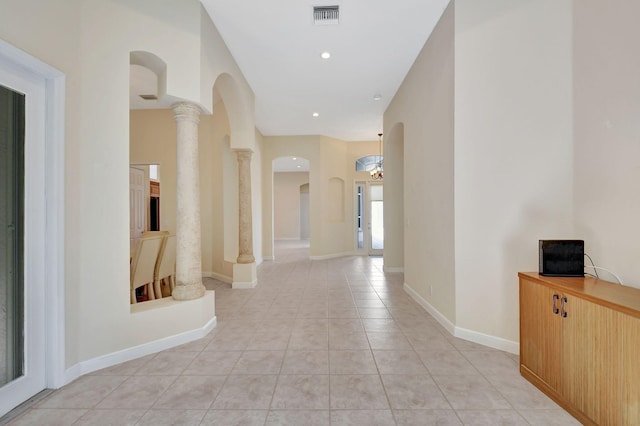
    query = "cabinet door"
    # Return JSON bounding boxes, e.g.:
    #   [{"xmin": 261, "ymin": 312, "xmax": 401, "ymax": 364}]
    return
[
  {"xmin": 562, "ymin": 296, "xmax": 623, "ymax": 425},
  {"xmin": 520, "ymin": 278, "xmax": 562, "ymax": 391},
  {"xmin": 623, "ymin": 314, "xmax": 640, "ymax": 425}
]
